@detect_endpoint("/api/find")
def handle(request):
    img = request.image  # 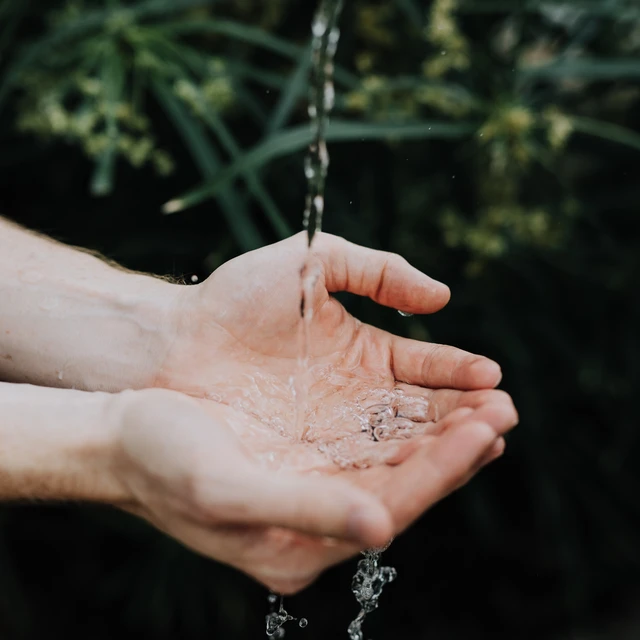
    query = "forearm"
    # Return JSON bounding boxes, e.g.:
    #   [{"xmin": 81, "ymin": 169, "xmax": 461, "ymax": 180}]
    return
[
  {"xmin": 0, "ymin": 381, "xmax": 129, "ymax": 503},
  {"xmin": 0, "ymin": 217, "xmax": 183, "ymax": 391}
]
